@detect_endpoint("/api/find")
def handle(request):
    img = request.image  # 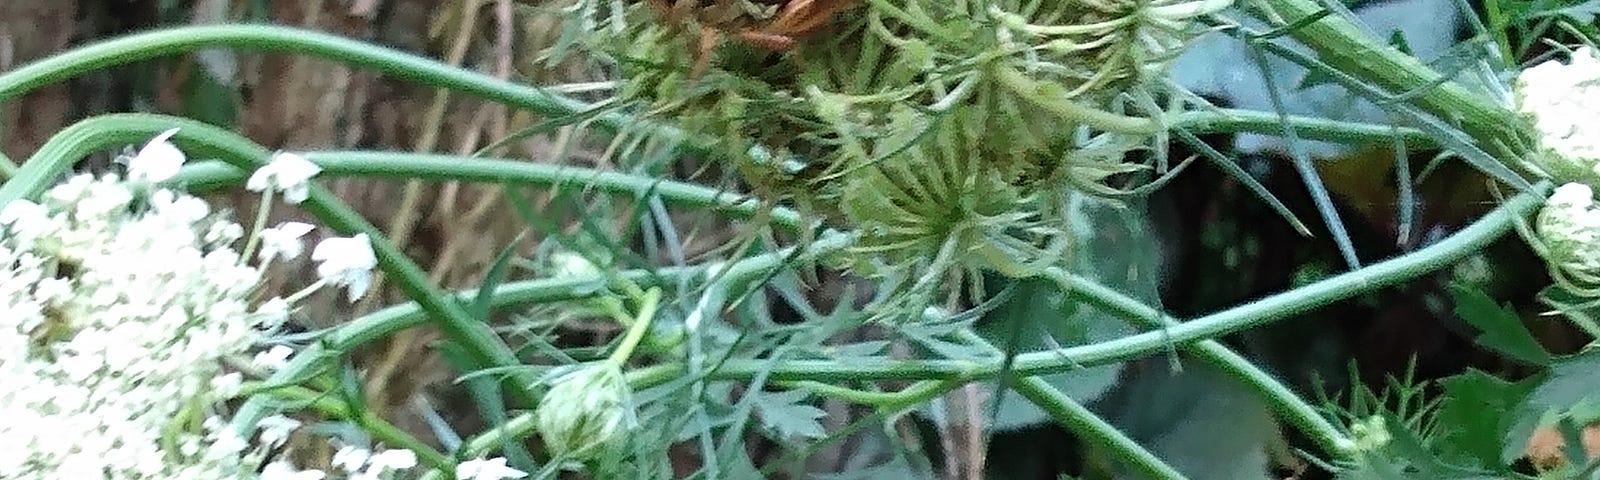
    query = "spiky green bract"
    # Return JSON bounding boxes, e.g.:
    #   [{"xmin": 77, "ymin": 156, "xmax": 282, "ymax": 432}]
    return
[{"xmin": 576, "ymin": 0, "xmax": 1227, "ymax": 316}]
